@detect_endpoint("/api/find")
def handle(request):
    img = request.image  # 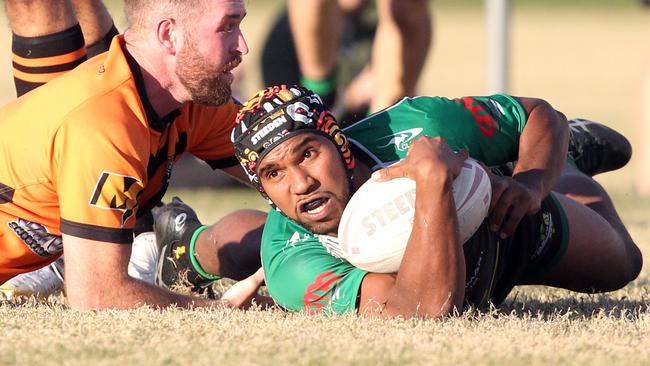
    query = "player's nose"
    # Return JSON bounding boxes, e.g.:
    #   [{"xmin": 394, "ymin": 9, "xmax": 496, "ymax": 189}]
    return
[
  {"xmin": 236, "ymin": 30, "xmax": 249, "ymax": 55},
  {"xmin": 289, "ymin": 167, "xmax": 316, "ymax": 195}
]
